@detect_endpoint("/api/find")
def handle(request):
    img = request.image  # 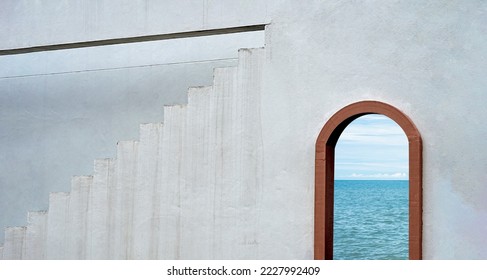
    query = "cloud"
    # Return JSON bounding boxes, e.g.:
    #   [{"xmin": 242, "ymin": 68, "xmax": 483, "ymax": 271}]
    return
[
  {"xmin": 337, "ymin": 115, "xmax": 407, "ymax": 146},
  {"xmin": 337, "ymin": 162, "xmax": 408, "ymax": 168},
  {"xmin": 348, "ymin": 172, "xmax": 408, "ymax": 179},
  {"xmin": 334, "ymin": 114, "xmax": 409, "ymax": 180},
  {"xmin": 357, "ymin": 115, "xmax": 391, "ymax": 121},
  {"xmin": 337, "ymin": 134, "xmax": 407, "ymax": 146}
]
